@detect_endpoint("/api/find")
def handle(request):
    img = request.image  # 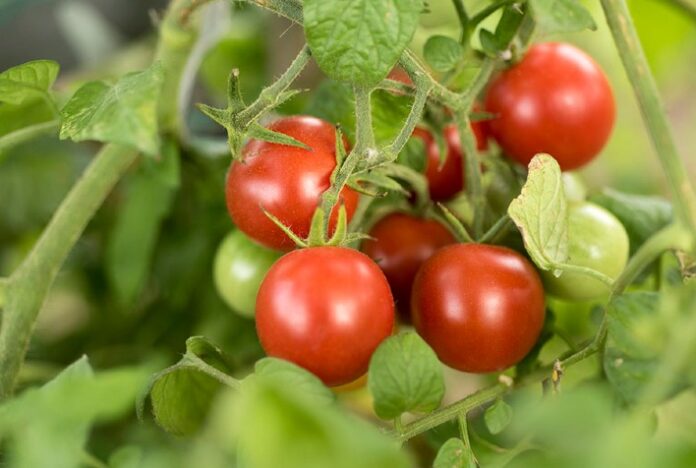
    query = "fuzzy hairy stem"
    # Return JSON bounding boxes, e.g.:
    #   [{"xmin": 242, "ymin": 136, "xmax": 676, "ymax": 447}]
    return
[{"xmin": 0, "ymin": 145, "xmax": 137, "ymax": 398}]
